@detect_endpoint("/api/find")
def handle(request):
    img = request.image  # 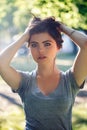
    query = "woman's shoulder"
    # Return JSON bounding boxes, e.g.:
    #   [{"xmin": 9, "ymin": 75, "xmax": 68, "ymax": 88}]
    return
[
  {"xmin": 12, "ymin": 69, "xmax": 37, "ymax": 93},
  {"xmin": 60, "ymin": 68, "xmax": 75, "ymax": 86}
]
